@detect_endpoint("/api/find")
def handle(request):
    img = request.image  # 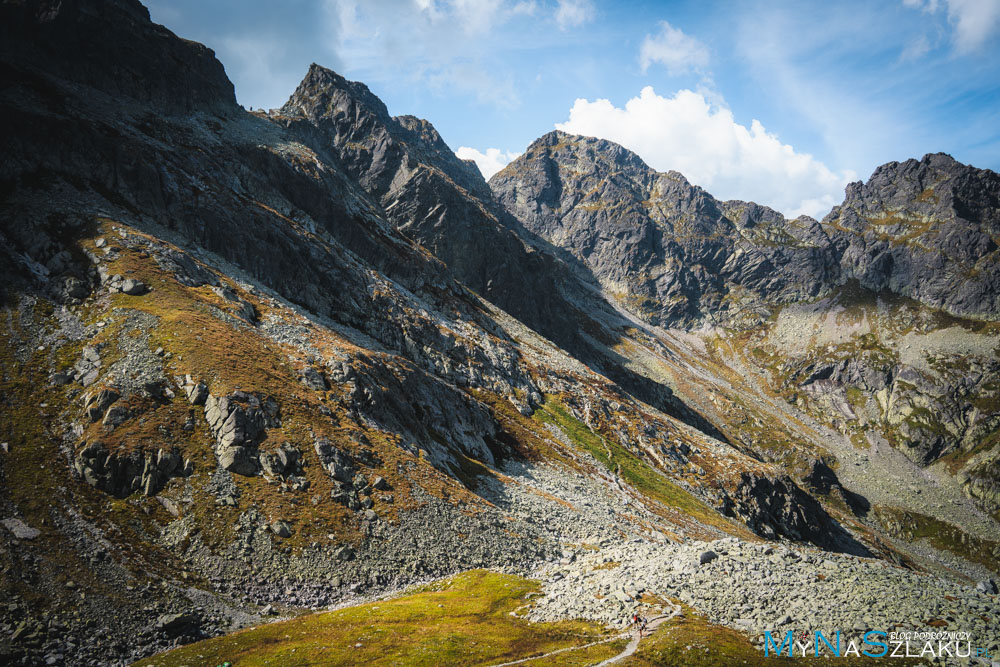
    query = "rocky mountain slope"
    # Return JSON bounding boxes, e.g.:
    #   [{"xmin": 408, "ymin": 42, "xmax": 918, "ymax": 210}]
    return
[
  {"xmin": 492, "ymin": 131, "xmax": 1000, "ymax": 518},
  {"xmin": 0, "ymin": 1, "xmax": 998, "ymax": 665}
]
